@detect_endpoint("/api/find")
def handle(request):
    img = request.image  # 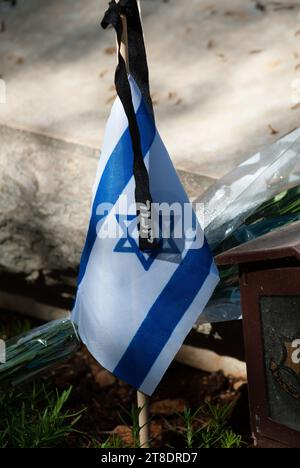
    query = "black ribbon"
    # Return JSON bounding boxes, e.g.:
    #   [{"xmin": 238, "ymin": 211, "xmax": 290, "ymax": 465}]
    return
[{"xmin": 101, "ymin": 0, "xmax": 158, "ymax": 251}]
